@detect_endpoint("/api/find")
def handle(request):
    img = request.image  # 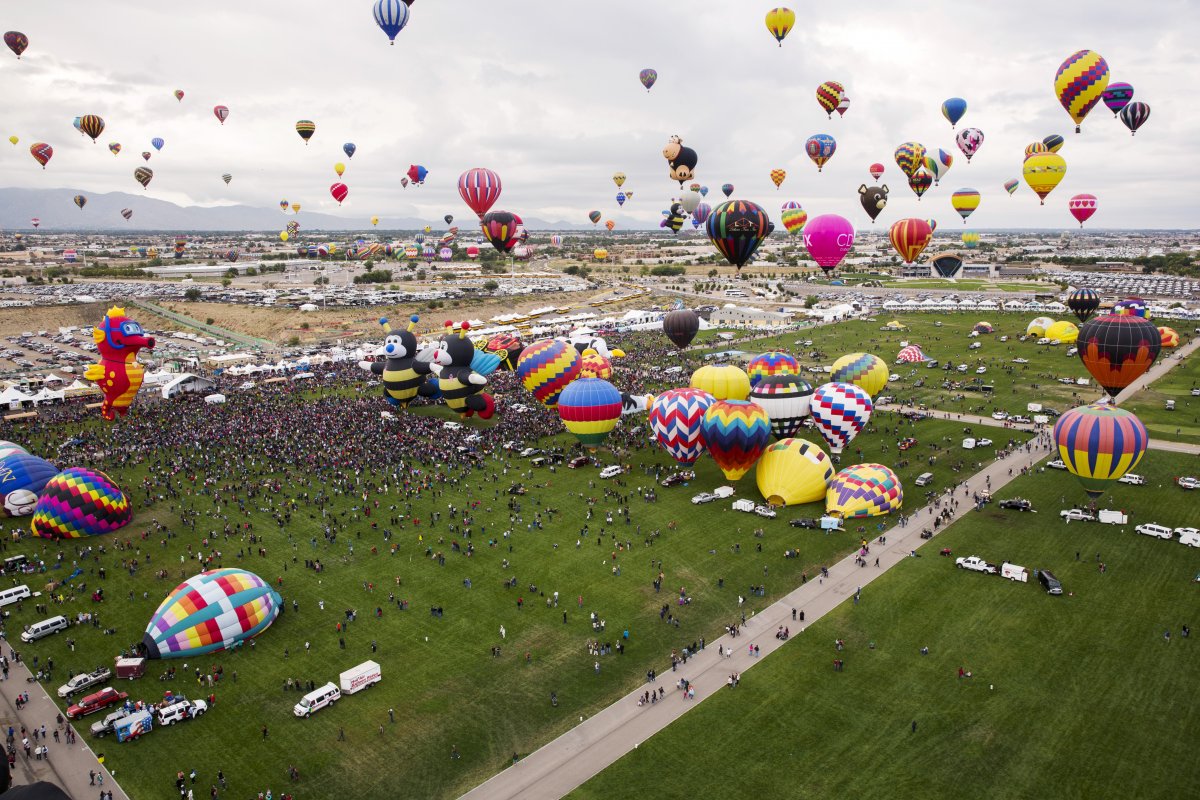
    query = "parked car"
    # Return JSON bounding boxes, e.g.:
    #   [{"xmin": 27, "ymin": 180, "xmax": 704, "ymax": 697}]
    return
[
  {"xmin": 789, "ymin": 518, "xmax": 819, "ymax": 529},
  {"xmin": 1038, "ymin": 569, "xmax": 1063, "ymax": 595},
  {"xmin": 89, "ymin": 710, "xmax": 127, "ymax": 738},
  {"xmin": 1047, "ymin": 460, "xmax": 1067, "ymax": 470},
  {"xmin": 690, "ymin": 493, "xmax": 715, "ymax": 505},
  {"xmin": 753, "ymin": 505, "xmax": 777, "ymax": 519},
  {"xmin": 1135, "ymin": 523, "xmax": 1173, "ymax": 540},
  {"xmin": 897, "ymin": 437, "xmax": 917, "ymax": 451},
  {"xmin": 567, "ymin": 455, "xmax": 591, "ymax": 469},
  {"xmin": 1118, "ymin": 474, "xmax": 1145, "ymax": 485},
  {"xmin": 1177, "ymin": 476, "xmax": 1200, "ymax": 490},
  {"xmin": 660, "ymin": 470, "xmax": 696, "ymax": 487},
  {"xmin": 999, "ymin": 498, "xmax": 1033, "ymax": 512},
  {"xmin": 977, "ymin": 438, "xmax": 993, "ymax": 447},
  {"xmin": 1011, "ymin": 416, "xmax": 1032, "ymax": 424},
  {"xmin": 955, "ymin": 556, "xmax": 998, "ymax": 574},
  {"xmin": 598, "ymin": 465, "xmax": 624, "ymax": 479},
  {"xmin": 1060, "ymin": 509, "xmax": 1095, "ymax": 522},
  {"xmin": 991, "ymin": 411, "xmax": 1009, "ymax": 421},
  {"xmin": 518, "ymin": 447, "xmax": 540, "ymax": 458},
  {"xmin": 66, "ymin": 687, "xmax": 129, "ymax": 720},
  {"xmin": 58, "ymin": 667, "xmax": 113, "ymax": 699}
]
